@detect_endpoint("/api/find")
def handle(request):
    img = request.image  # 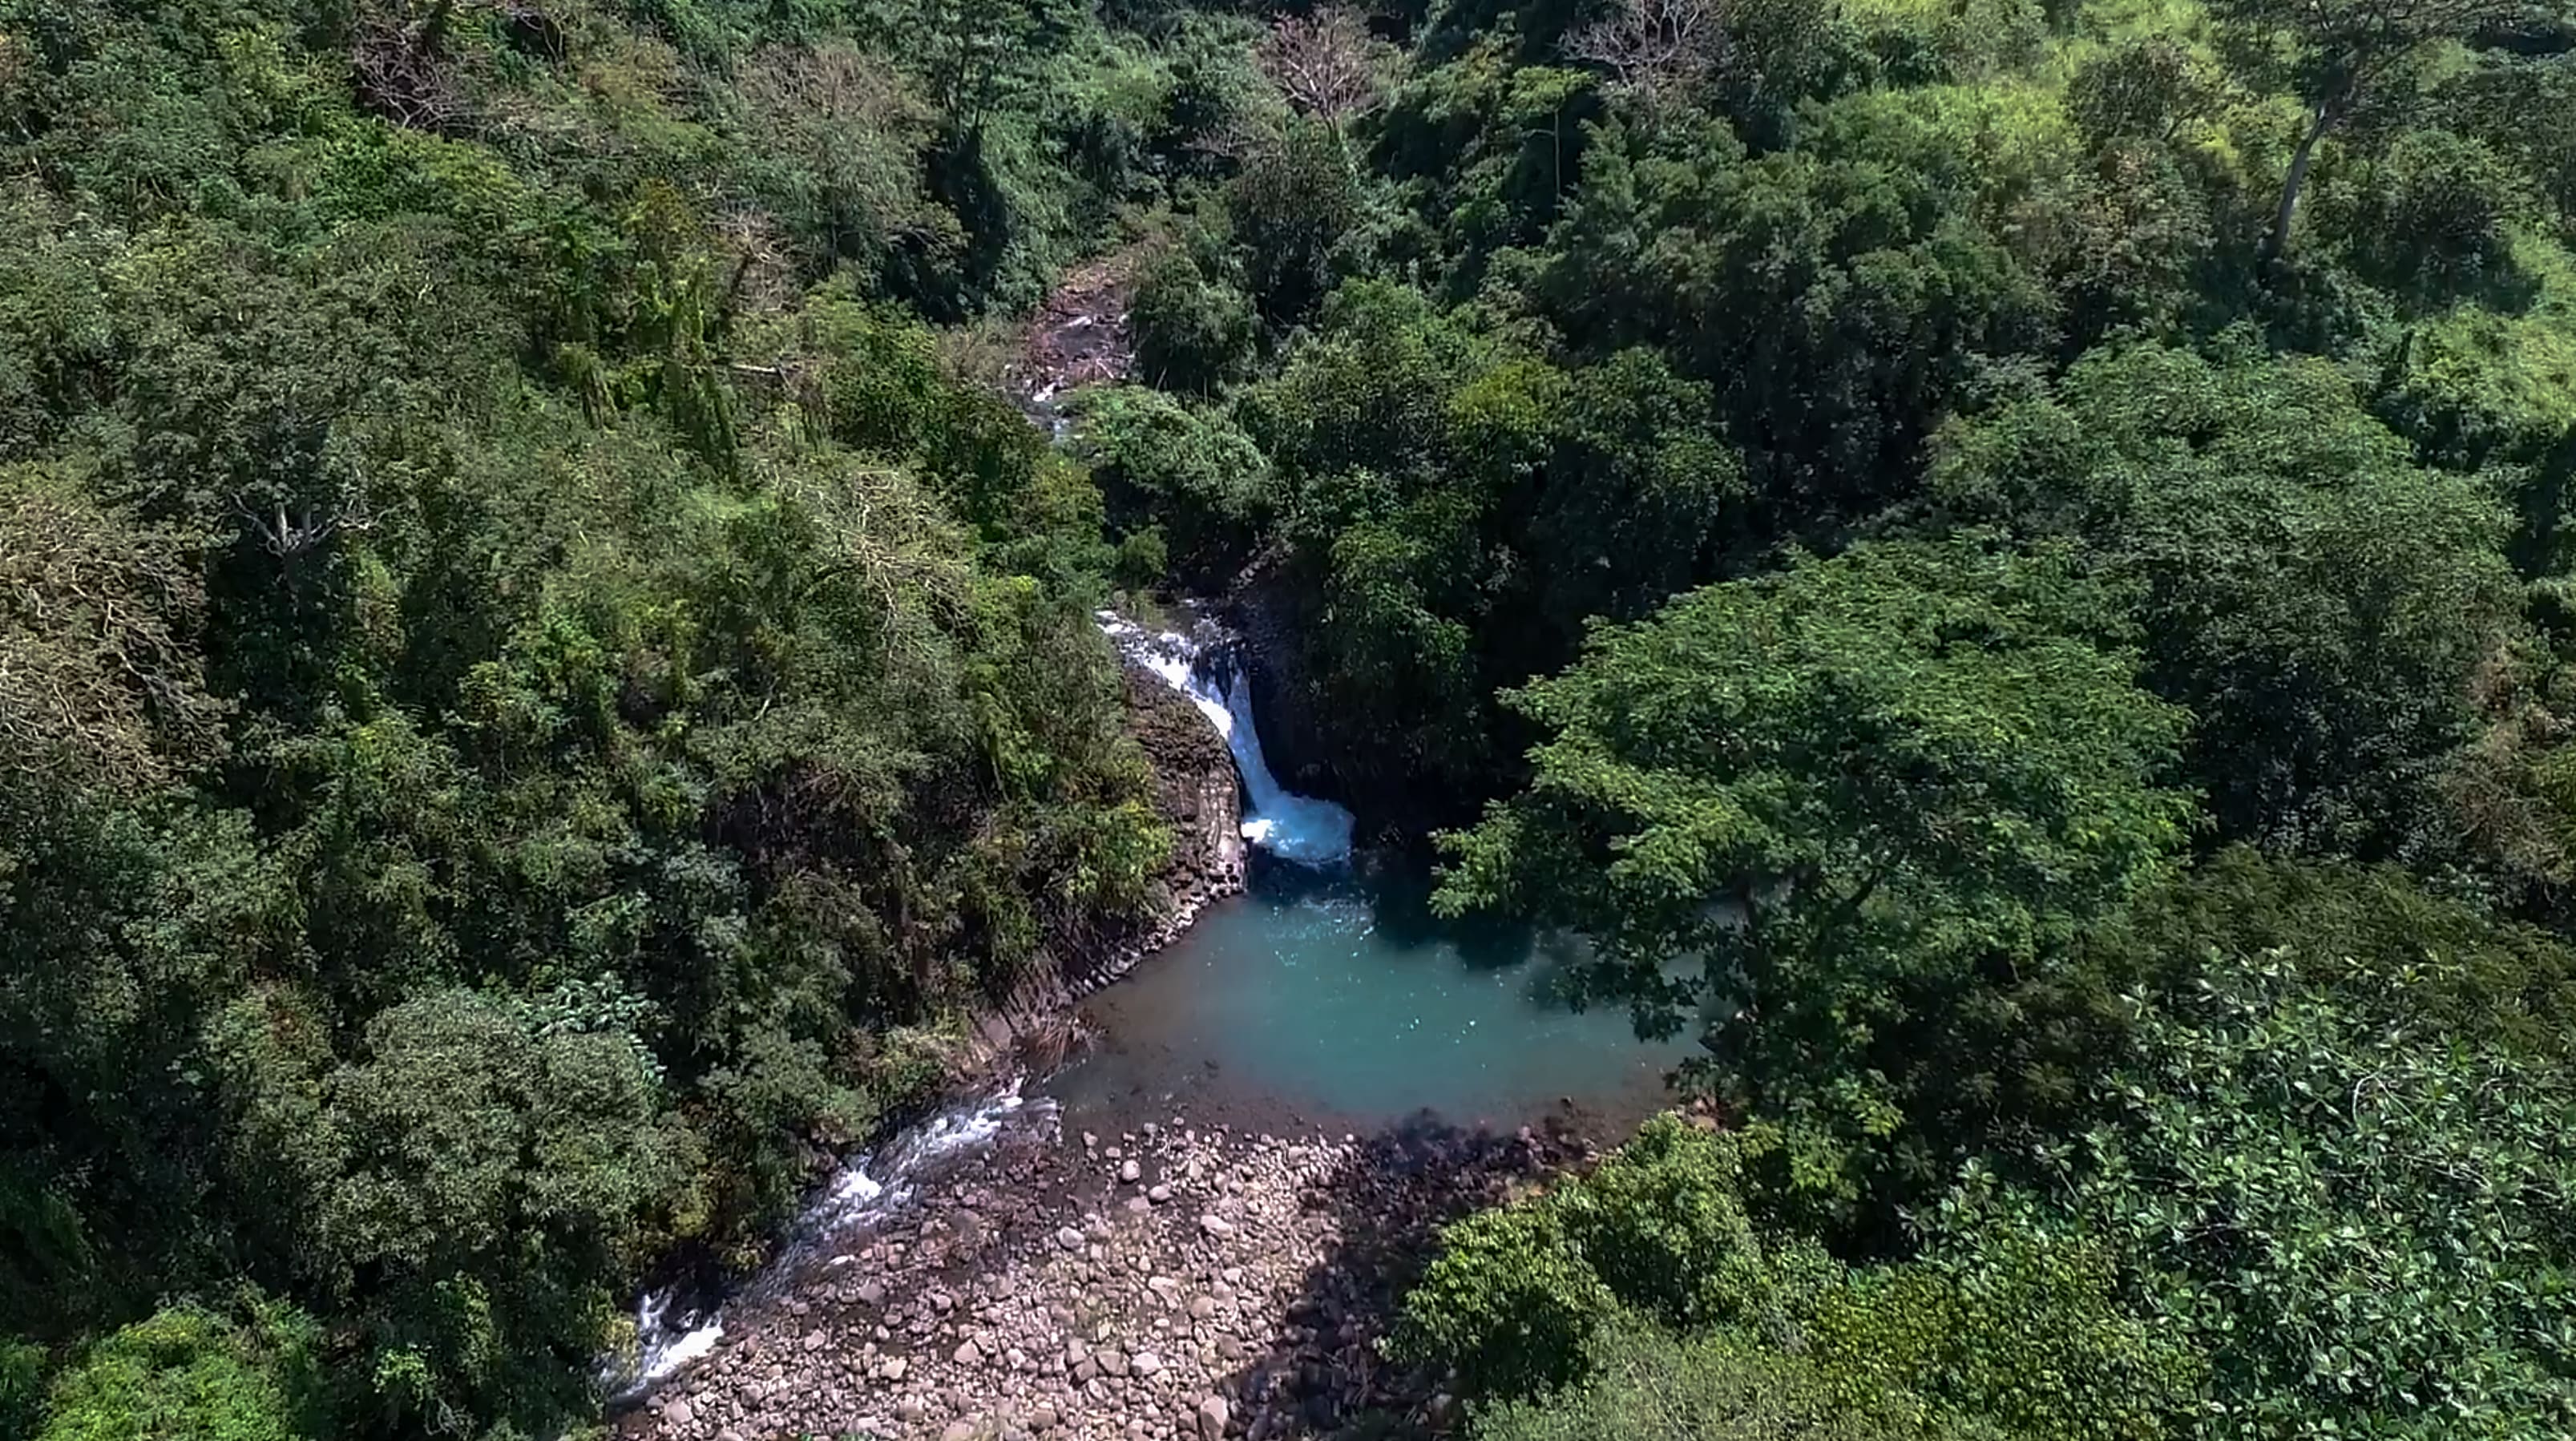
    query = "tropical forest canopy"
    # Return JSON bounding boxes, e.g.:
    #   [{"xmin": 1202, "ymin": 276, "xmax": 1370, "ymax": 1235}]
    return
[{"xmin": 2, "ymin": 0, "xmax": 2575, "ymax": 1435}]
